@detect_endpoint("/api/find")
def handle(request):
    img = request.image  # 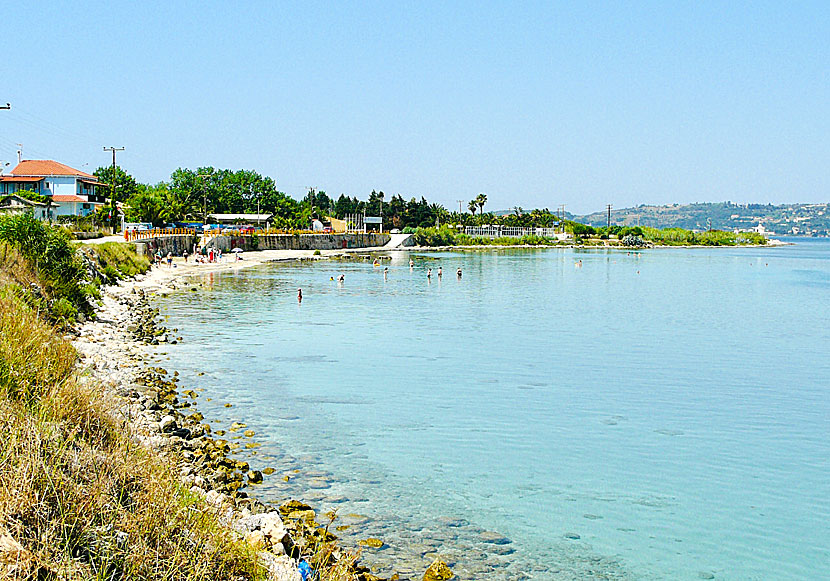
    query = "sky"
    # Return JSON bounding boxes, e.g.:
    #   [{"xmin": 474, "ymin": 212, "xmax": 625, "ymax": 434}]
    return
[{"xmin": 1, "ymin": 1, "xmax": 828, "ymax": 214}]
